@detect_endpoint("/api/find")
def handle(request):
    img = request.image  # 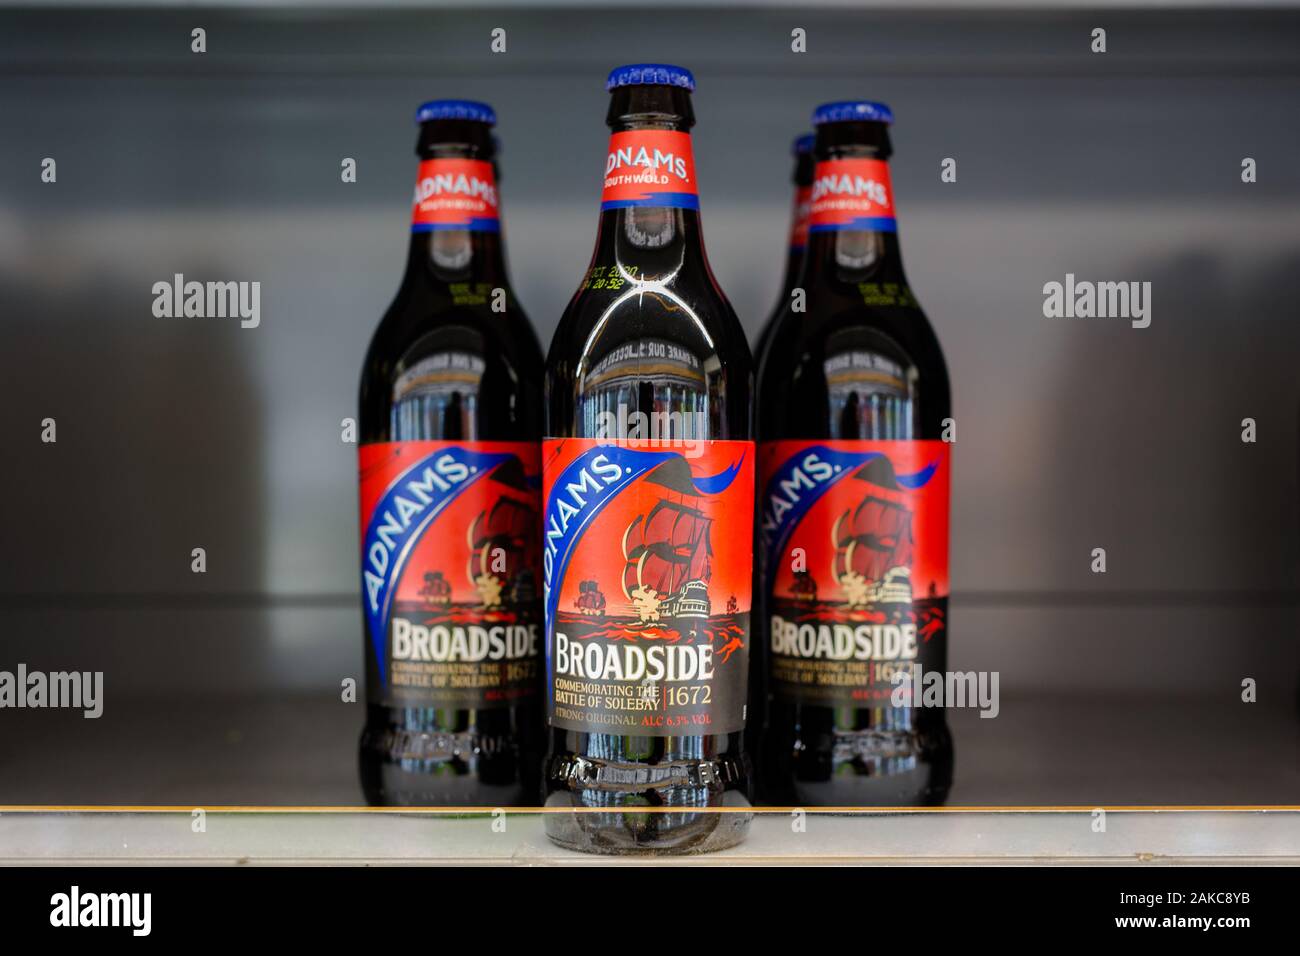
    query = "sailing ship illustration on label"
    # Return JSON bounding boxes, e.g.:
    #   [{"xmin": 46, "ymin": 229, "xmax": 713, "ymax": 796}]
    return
[
  {"xmin": 542, "ymin": 439, "xmax": 754, "ymax": 736},
  {"xmin": 759, "ymin": 440, "xmax": 949, "ymax": 706},
  {"xmin": 418, "ymin": 570, "xmax": 453, "ymax": 606},
  {"xmin": 468, "ymin": 493, "xmax": 539, "ymax": 609},
  {"xmin": 830, "ymin": 483, "xmax": 915, "ymax": 614},
  {"xmin": 358, "ymin": 440, "xmax": 543, "ymax": 709},
  {"xmin": 622, "ymin": 489, "xmax": 713, "ymax": 623}
]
